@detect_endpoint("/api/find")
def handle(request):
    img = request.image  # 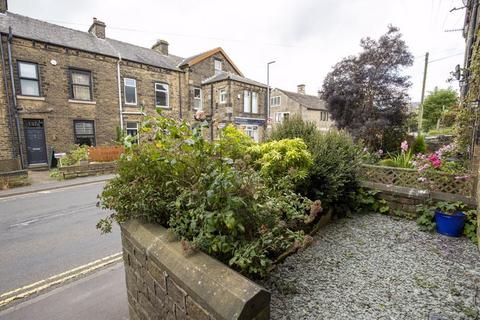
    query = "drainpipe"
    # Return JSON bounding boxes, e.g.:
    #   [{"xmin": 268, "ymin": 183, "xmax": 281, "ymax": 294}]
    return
[
  {"xmin": 0, "ymin": 33, "xmax": 16, "ymax": 160},
  {"xmin": 7, "ymin": 27, "xmax": 24, "ymax": 168},
  {"xmin": 116, "ymin": 54, "xmax": 123, "ymax": 130},
  {"xmin": 210, "ymin": 84, "xmax": 214, "ymax": 141},
  {"xmin": 178, "ymin": 71, "xmax": 182, "ymax": 119}
]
